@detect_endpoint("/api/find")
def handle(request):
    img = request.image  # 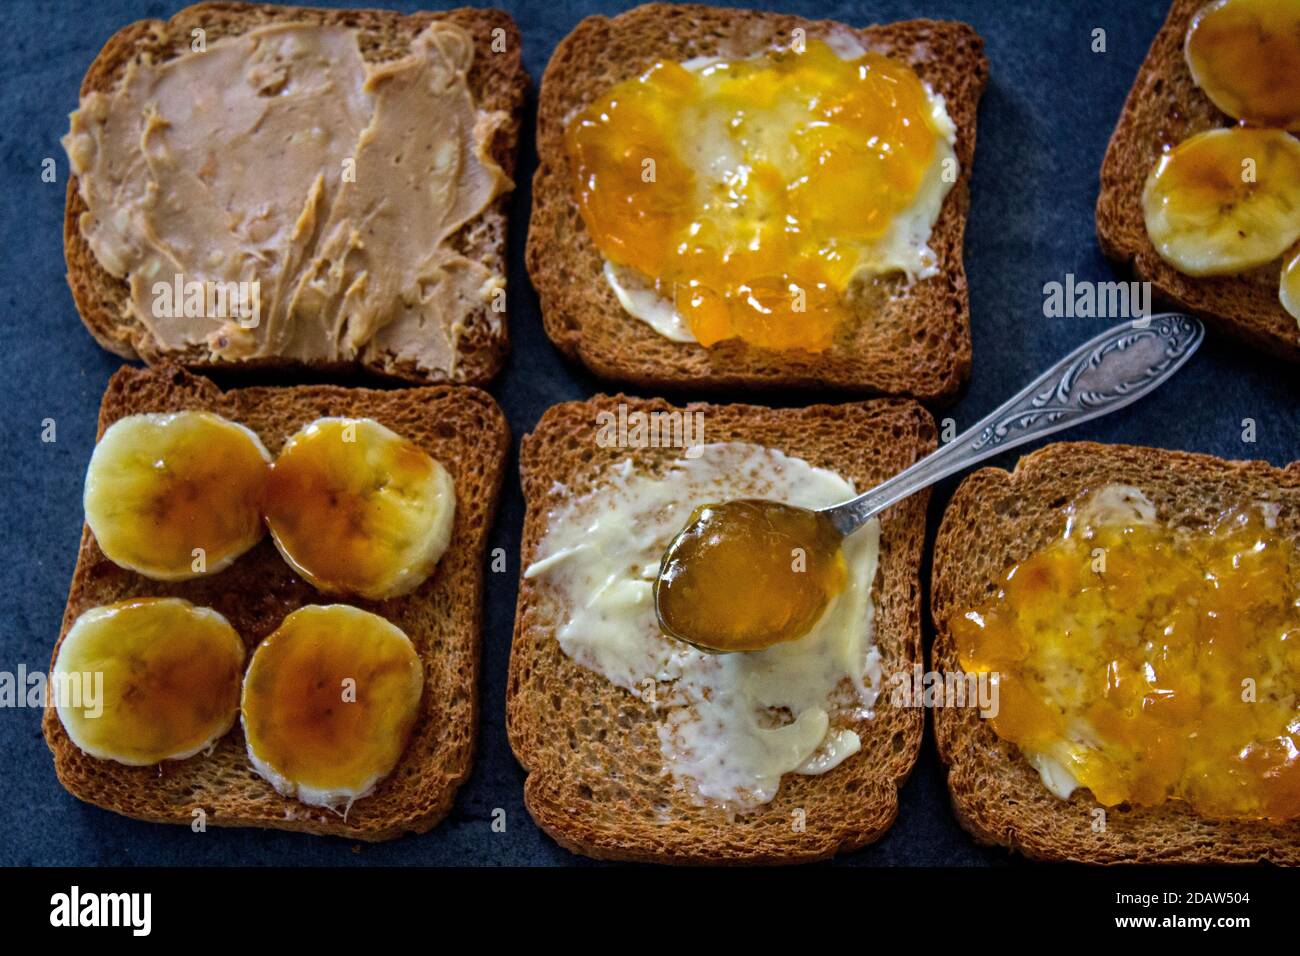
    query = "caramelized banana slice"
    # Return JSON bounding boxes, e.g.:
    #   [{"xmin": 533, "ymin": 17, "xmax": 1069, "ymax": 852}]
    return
[
  {"xmin": 263, "ymin": 418, "xmax": 455, "ymax": 599},
  {"xmin": 240, "ymin": 604, "xmax": 424, "ymax": 810},
  {"xmin": 84, "ymin": 411, "xmax": 270, "ymax": 580},
  {"xmin": 1143, "ymin": 128, "xmax": 1300, "ymax": 276},
  {"xmin": 1282, "ymin": 248, "xmax": 1300, "ymax": 323},
  {"xmin": 53, "ymin": 598, "xmax": 245, "ymax": 766},
  {"xmin": 1185, "ymin": 0, "xmax": 1300, "ymax": 130}
]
